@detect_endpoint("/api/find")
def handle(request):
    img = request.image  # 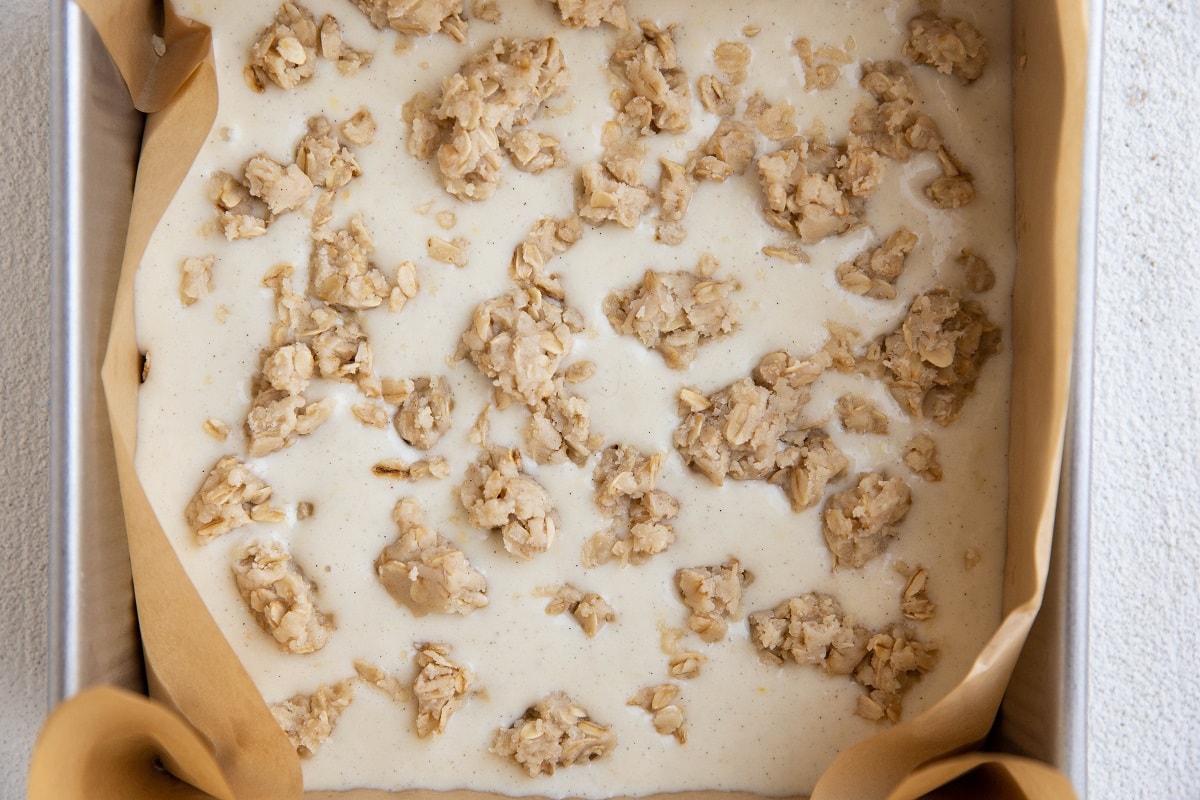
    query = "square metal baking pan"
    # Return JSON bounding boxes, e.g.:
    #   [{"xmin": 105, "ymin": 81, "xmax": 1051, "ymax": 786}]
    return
[{"xmin": 49, "ymin": 0, "xmax": 1100, "ymax": 794}]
